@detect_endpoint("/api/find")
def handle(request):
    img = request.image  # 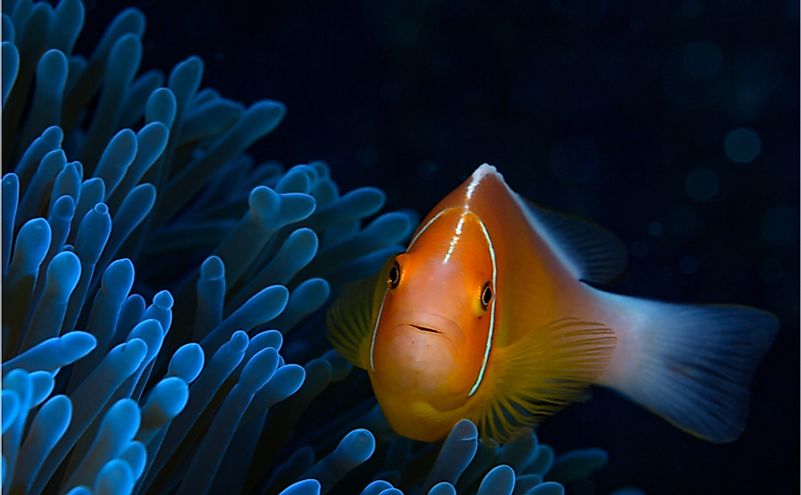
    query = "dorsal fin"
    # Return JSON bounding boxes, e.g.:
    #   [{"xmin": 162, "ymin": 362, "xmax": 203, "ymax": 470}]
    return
[{"xmin": 520, "ymin": 198, "xmax": 627, "ymax": 285}]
